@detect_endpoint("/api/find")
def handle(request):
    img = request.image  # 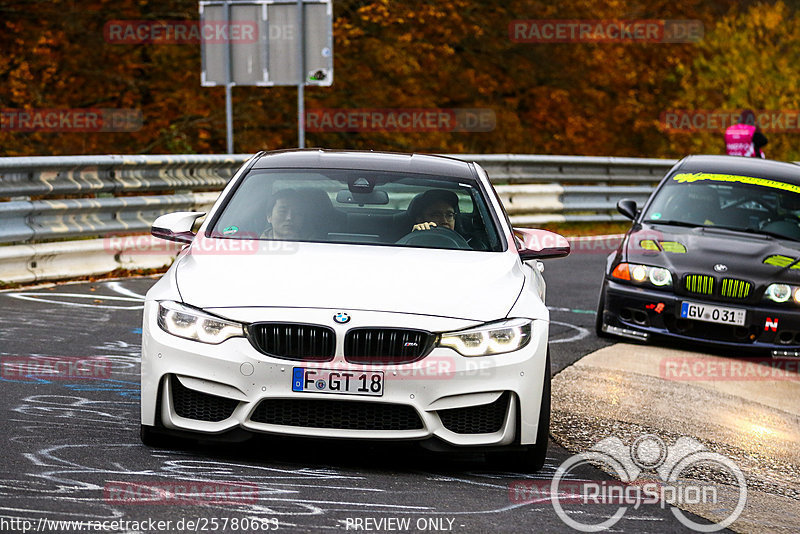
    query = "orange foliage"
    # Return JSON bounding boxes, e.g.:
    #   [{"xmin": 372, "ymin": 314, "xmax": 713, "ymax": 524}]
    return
[{"xmin": 0, "ymin": 0, "xmax": 785, "ymax": 158}]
